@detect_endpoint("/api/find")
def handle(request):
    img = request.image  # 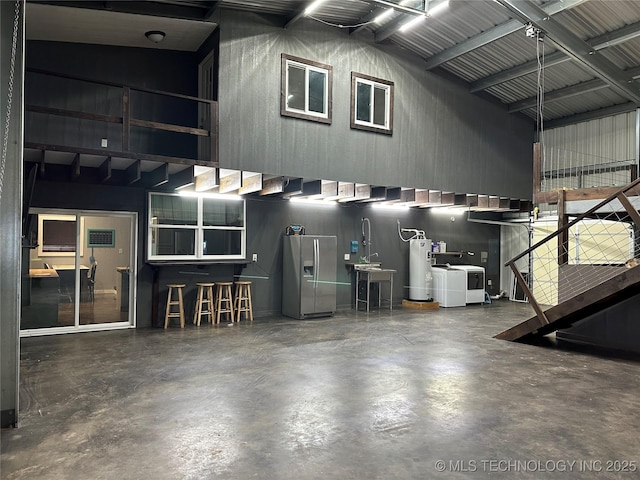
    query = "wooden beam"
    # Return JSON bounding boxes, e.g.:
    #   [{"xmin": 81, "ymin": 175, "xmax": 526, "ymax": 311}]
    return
[
  {"xmin": 400, "ymin": 189, "xmax": 415, "ymax": 203},
  {"xmin": 98, "ymin": 156, "xmax": 112, "ymax": 183},
  {"xmin": 71, "ymin": 153, "xmax": 80, "ymax": 179},
  {"xmin": 477, "ymin": 195, "xmax": 489, "ymax": 209},
  {"xmin": 386, "ymin": 187, "xmax": 402, "ymax": 201},
  {"xmin": 282, "ymin": 178, "xmax": 304, "ymax": 197},
  {"xmin": 354, "ymin": 184, "xmax": 371, "ymax": 201},
  {"xmin": 219, "ymin": 169, "xmax": 242, "ymax": 193},
  {"xmin": 533, "ymin": 142, "xmax": 541, "ymax": 196},
  {"xmin": 24, "ymin": 142, "xmax": 218, "ymax": 168},
  {"xmin": 125, "ymin": 160, "xmax": 141, "ymax": 185},
  {"xmin": 39, "ymin": 149, "xmax": 46, "ymax": 177},
  {"xmin": 336, "ymin": 182, "xmax": 355, "ymax": 200},
  {"xmin": 428, "ymin": 190, "xmax": 442, "ymax": 205},
  {"xmin": 130, "ymin": 118, "xmax": 209, "ymax": 136},
  {"xmin": 26, "ymin": 104, "xmax": 122, "ymax": 124},
  {"xmin": 194, "ymin": 168, "xmax": 218, "ymax": 192},
  {"xmin": 557, "ymin": 190, "xmax": 569, "ymax": 265},
  {"xmin": 239, "ymin": 173, "xmax": 262, "ymax": 195},
  {"xmin": 441, "ymin": 192, "xmax": 455, "ymax": 205},
  {"xmin": 167, "ymin": 166, "xmax": 195, "ymax": 190},
  {"xmin": 414, "ymin": 189, "xmax": 429, "ymax": 204},
  {"xmin": 147, "ymin": 163, "xmax": 169, "ymax": 187},
  {"xmin": 210, "ymin": 102, "xmax": 219, "ymax": 163},
  {"xmin": 259, "ymin": 177, "xmax": 285, "ymax": 196},
  {"xmin": 122, "ymin": 86, "xmax": 130, "ymax": 152},
  {"xmin": 617, "ymin": 192, "xmax": 640, "ymax": 228}
]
